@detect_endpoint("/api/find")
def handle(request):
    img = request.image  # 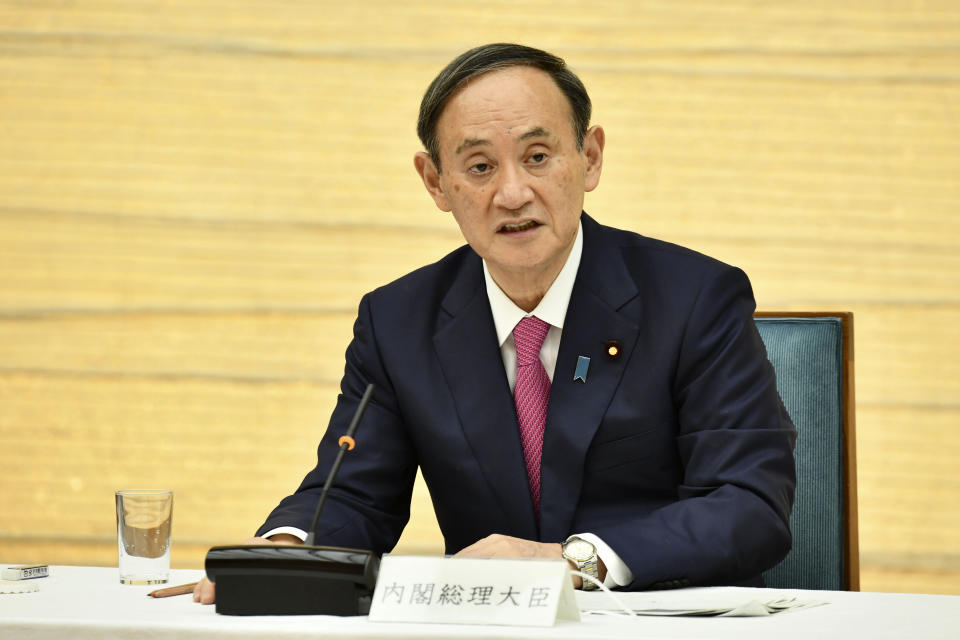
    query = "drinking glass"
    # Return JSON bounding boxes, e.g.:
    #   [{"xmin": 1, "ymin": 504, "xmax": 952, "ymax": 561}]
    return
[{"xmin": 115, "ymin": 489, "xmax": 173, "ymax": 585}]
